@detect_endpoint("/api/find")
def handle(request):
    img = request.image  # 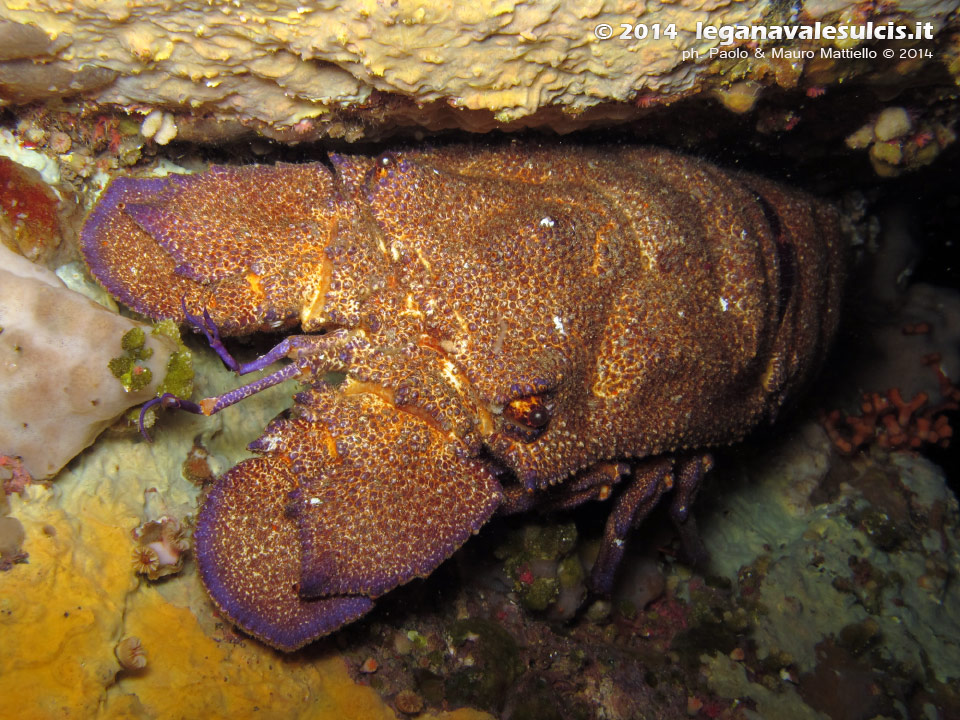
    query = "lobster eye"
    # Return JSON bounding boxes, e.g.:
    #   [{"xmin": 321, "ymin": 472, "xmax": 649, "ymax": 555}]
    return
[{"xmin": 502, "ymin": 394, "xmax": 552, "ymax": 441}]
